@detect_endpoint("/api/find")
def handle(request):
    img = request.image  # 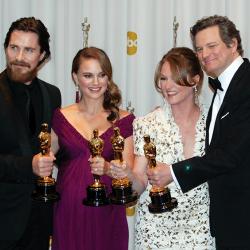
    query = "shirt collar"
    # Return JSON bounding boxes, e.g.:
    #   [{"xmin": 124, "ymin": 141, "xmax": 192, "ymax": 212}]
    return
[
  {"xmin": 8, "ymin": 76, "xmax": 37, "ymax": 94},
  {"xmin": 218, "ymin": 56, "xmax": 244, "ymax": 94}
]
